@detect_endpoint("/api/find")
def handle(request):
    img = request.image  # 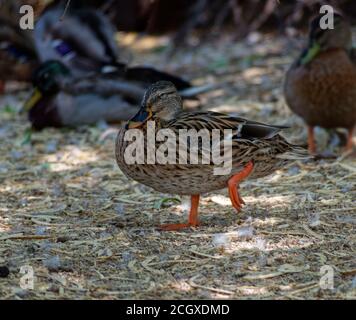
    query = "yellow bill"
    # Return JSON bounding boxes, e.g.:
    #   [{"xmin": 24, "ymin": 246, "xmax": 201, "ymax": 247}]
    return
[{"xmin": 22, "ymin": 88, "xmax": 42, "ymax": 113}]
